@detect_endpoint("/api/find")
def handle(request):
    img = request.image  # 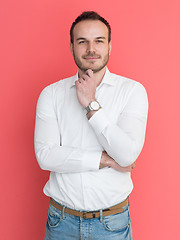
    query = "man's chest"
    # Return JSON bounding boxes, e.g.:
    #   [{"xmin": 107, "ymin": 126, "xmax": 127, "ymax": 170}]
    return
[{"xmin": 54, "ymin": 85, "xmax": 126, "ymax": 148}]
